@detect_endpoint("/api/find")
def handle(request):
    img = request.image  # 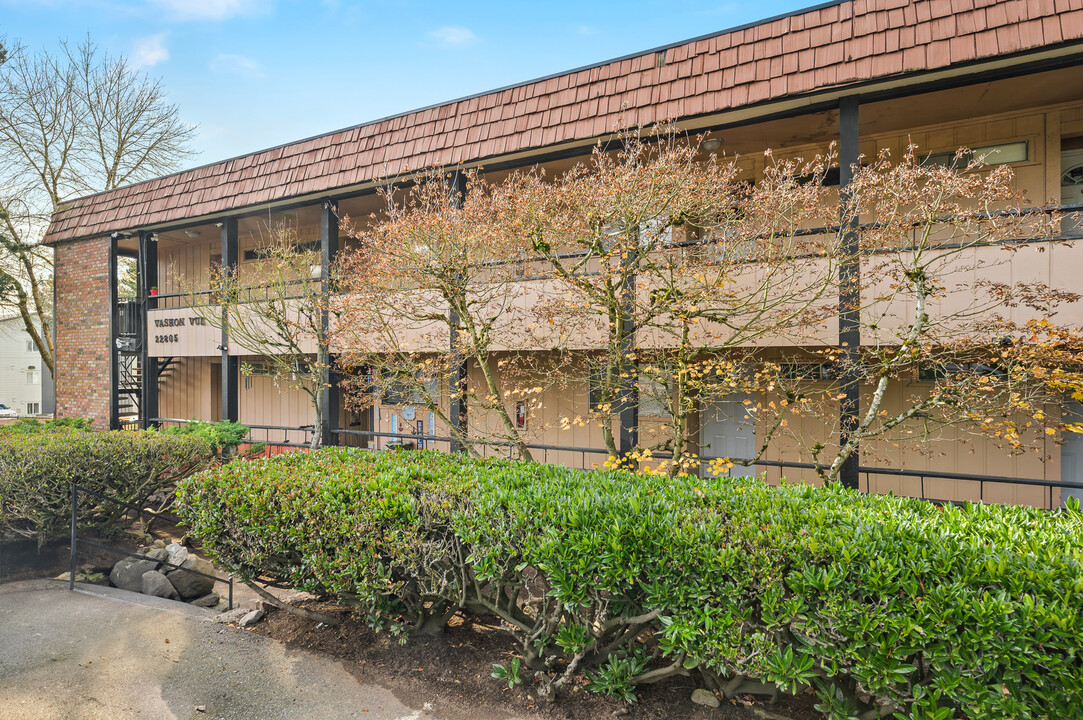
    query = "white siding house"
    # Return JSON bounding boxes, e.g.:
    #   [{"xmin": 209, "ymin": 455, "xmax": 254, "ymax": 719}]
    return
[{"xmin": 0, "ymin": 315, "xmax": 54, "ymax": 417}]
